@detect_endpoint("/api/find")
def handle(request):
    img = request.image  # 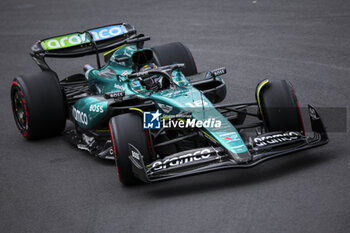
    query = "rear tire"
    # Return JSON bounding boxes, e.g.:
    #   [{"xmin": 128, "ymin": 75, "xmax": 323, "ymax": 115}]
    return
[
  {"xmin": 109, "ymin": 113, "xmax": 151, "ymax": 185},
  {"xmin": 152, "ymin": 42, "xmax": 198, "ymax": 76},
  {"xmin": 256, "ymin": 80, "xmax": 305, "ymax": 135},
  {"xmin": 10, "ymin": 71, "xmax": 66, "ymax": 139}
]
